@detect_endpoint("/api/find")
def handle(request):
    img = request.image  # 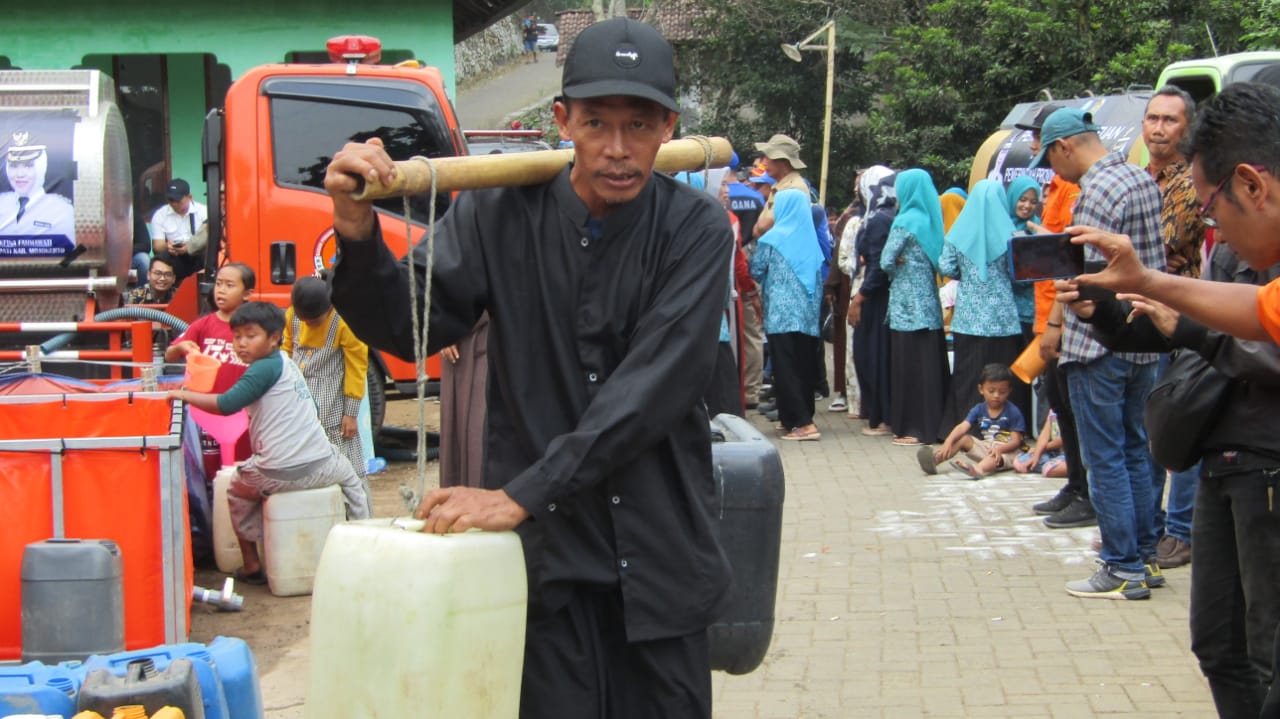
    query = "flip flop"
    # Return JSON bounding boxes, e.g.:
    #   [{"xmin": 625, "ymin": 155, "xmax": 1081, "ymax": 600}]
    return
[
  {"xmin": 780, "ymin": 428, "xmax": 821, "ymax": 441},
  {"xmin": 916, "ymin": 445, "xmax": 938, "ymax": 475},
  {"xmin": 233, "ymin": 567, "xmax": 268, "ymax": 586},
  {"xmin": 891, "ymin": 436, "xmax": 923, "ymax": 446},
  {"xmin": 950, "ymin": 459, "xmax": 985, "ymax": 479}
]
